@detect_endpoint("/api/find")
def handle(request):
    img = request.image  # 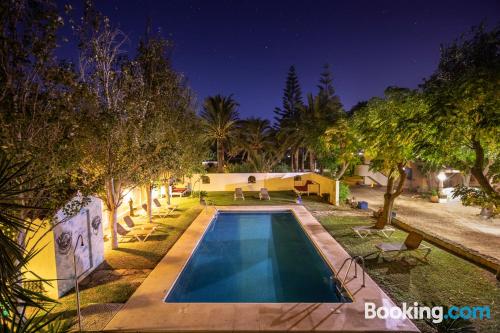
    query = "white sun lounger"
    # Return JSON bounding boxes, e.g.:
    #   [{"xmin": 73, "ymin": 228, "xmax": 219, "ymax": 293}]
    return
[
  {"xmin": 259, "ymin": 188, "xmax": 270, "ymax": 200},
  {"xmin": 123, "ymin": 215, "xmax": 158, "ymax": 231},
  {"xmin": 234, "ymin": 188, "xmax": 245, "ymax": 200},
  {"xmin": 373, "ymin": 232, "xmax": 432, "ymax": 261},
  {"xmin": 117, "ymin": 223, "xmax": 153, "ymax": 242},
  {"xmin": 152, "ymin": 199, "xmax": 178, "ymax": 218},
  {"xmin": 352, "ymin": 225, "xmax": 395, "ymax": 238}
]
